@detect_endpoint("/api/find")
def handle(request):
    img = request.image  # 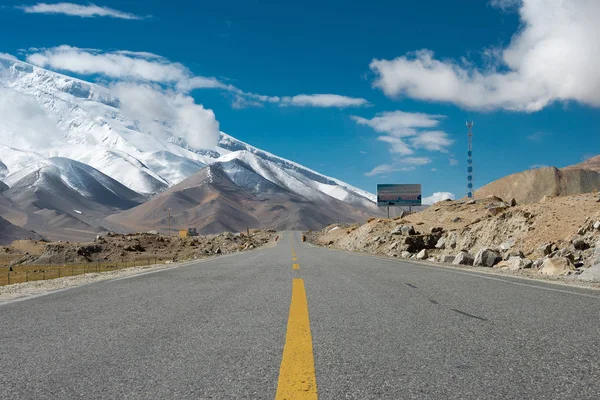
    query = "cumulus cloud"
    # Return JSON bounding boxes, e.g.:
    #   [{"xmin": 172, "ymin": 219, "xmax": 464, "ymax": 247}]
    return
[
  {"xmin": 25, "ymin": 46, "xmax": 365, "ymax": 109},
  {"xmin": 27, "ymin": 46, "xmax": 189, "ymax": 82},
  {"xmin": 370, "ymin": 0, "xmax": 600, "ymax": 112},
  {"xmin": 352, "ymin": 111, "xmax": 453, "ymax": 155},
  {"xmin": 111, "ymin": 83, "xmax": 220, "ymax": 150},
  {"xmin": 422, "ymin": 192, "xmax": 456, "ymax": 205},
  {"xmin": 0, "ymin": 88, "xmax": 62, "ymax": 150},
  {"xmin": 18, "ymin": 3, "xmax": 146, "ymax": 20},
  {"xmin": 281, "ymin": 94, "xmax": 369, "ymax": 108},
  {"xmin": 410, "ymin": 131, "xmax": 453, "ymax": 152}
]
